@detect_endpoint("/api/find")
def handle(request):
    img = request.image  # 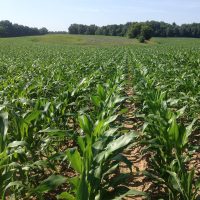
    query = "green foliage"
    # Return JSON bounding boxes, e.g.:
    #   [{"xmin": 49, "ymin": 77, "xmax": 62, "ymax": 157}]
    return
[
  {"xmin": 1, "ymin": 35, "xmax": 200, "ymax": 200},
  {"xmin": 138, "ymin": 36, "xmax": 145, "ymax": 43},
  {"xmin": 129, "ymin": 42, "xmax": 200, "ymax": 199},
  {"xmin": 0, "ymin": 26, "xmax": 8, "ymax": 37},
  {"xmin": 127, "ymin": 22, "xmax": 153, "ymax": 40},
  {"xmin": 0, "ymin": 20, "xmax": 48, "ymax": 38},
  {"xmin": 68, "ymin": 21, "xmax": 200, "ymax": 38},
  {"xmin": 141, "ymin": 25, "xmax": 152, "ymax": 40},
  {"xmin": 0, "ymin": 38, "xmax": 150, "ymax": 199}
]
